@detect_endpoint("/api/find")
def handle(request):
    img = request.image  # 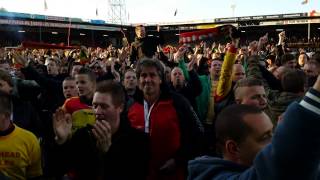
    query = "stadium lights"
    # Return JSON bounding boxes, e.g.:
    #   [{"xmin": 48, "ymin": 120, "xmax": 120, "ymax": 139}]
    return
[
  {"xmin": 175, "ymin": 33, "xmax": 180, "ymax": 36},
  {"xmin": 318, "ymin": 27, "xmax": 320, "ymax": 30},
  {"xmin": 148, "ymin": 34, "xmax": 154, "ymax": 37},
  {"xmin": 276, "ymin": 29, "xmax": 284, "ymax": 32},
  {"xmin": 18, "ymin": 30, "xmax": 25, "ymax": 33},
  {"xmin": 52, "ymin": 32, "xmax": 58, "ymax": 35},
  {"xmin": 241, "ymin": 30, "xmax": 246, "ymax": 33},
  {"xmin": 80, "ymin": 33, "xmax": 86, "ymax": 36},
  {"xmin": 103, "ymin": 34, "xmax": 108, "ymax": 37}
]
